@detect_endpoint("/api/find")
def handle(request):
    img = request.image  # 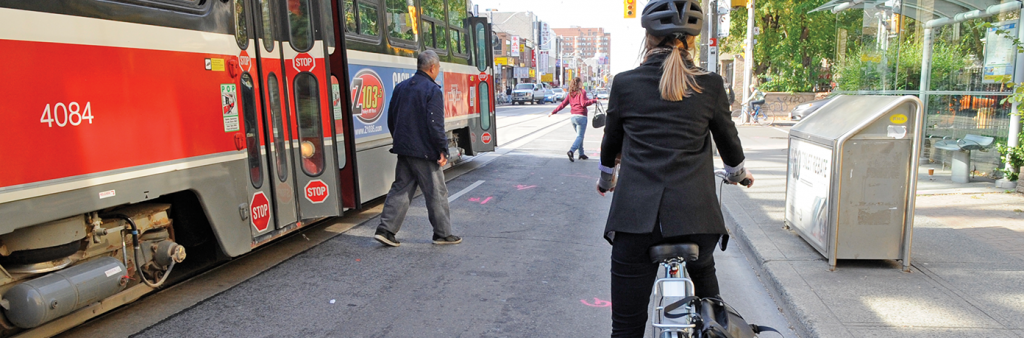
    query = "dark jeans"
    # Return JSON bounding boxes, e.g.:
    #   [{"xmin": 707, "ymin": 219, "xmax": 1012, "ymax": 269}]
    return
[
  {"xmin": 377, "ymin": 155, "xmax": 452, "ymax": 239},
  {"xmin": 610, "ymin": 229, "xmax": 721, "ymax": 338},
  {"xmin": 749, "ymin": 99, "xmax": 765, "ymax": 113}
]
